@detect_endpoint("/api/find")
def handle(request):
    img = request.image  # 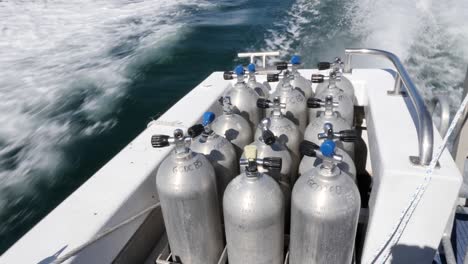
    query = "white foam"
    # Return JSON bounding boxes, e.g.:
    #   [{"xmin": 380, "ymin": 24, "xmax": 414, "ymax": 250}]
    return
[{"xmin": 0, "ymin": 0, "xmax": 207, "ymax": 192}]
